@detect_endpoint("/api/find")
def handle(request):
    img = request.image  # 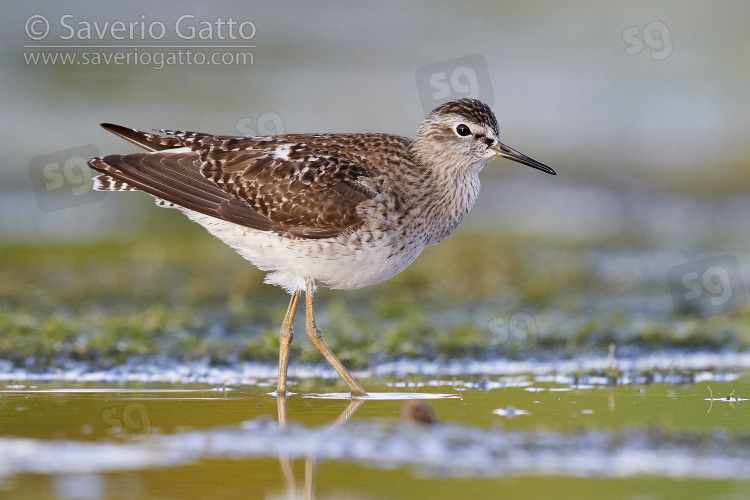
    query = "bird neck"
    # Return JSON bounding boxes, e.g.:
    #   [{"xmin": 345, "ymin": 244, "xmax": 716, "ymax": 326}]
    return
[
  {"xmin": 427, "ymin": 170, "xmax": 481, "ymax": 244},
  {"xmin": 408, "ymin": 142, "xmax": 483, "ymax": 245}
]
